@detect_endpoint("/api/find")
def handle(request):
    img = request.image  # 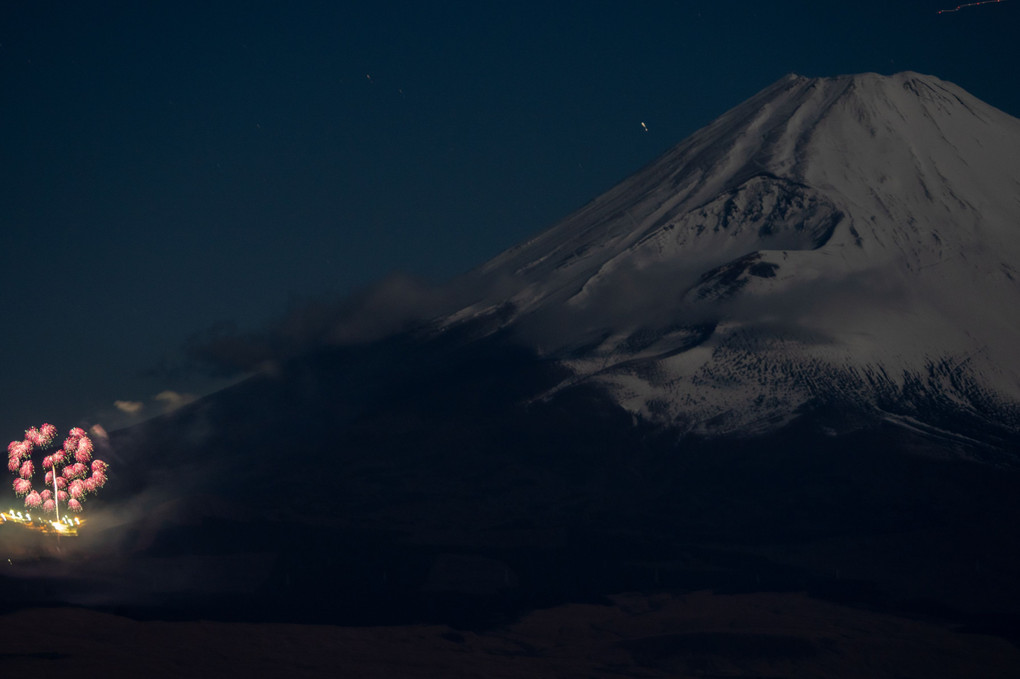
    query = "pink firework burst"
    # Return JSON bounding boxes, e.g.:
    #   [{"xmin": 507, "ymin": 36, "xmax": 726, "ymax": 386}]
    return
[
  {"xmin": 24, "ymin": 427, "xmax": 41, "ymax": 446},
  {"xmin": 7, "ymin": 423, "xmax": 111, "ymax": 519},
  {"xmin": 39, "ymin": 423, "xmax": 57, "ymax": 443},
  {"xmin": 25, "ymin": 424, "xmax": 56, "ymax": 448},
  {"xmin": 9, "ymin": 440, "xmax": 31, "ymax": 460},
  {"xmin": 75, "ymin": 437, "xmax": 93, "ymax": 463},
  {"xmin": 13, "ymin": 478, "xmax": 31, "ymax": 497},
  {"xmin": 8, "ymin": 442, "xmax": 28, "ymax": 463}
]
